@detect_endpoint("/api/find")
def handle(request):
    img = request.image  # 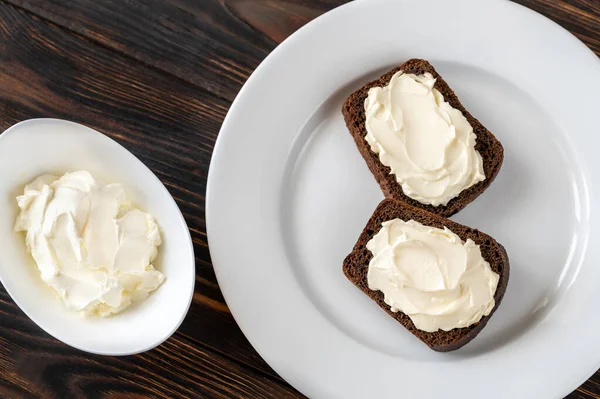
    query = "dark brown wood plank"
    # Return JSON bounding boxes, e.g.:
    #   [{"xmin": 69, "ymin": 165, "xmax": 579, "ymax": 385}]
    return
[
  {"xmin": 0, "ymin": 2, "xmax": 302, "ymax": 397},
  {"xmin": 5, "ymin": 0, "xmax": 349, "ymax": 102},
  {"xmin": 570, "ymin": 372, "xmax": 600, "ymax": 399}
]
